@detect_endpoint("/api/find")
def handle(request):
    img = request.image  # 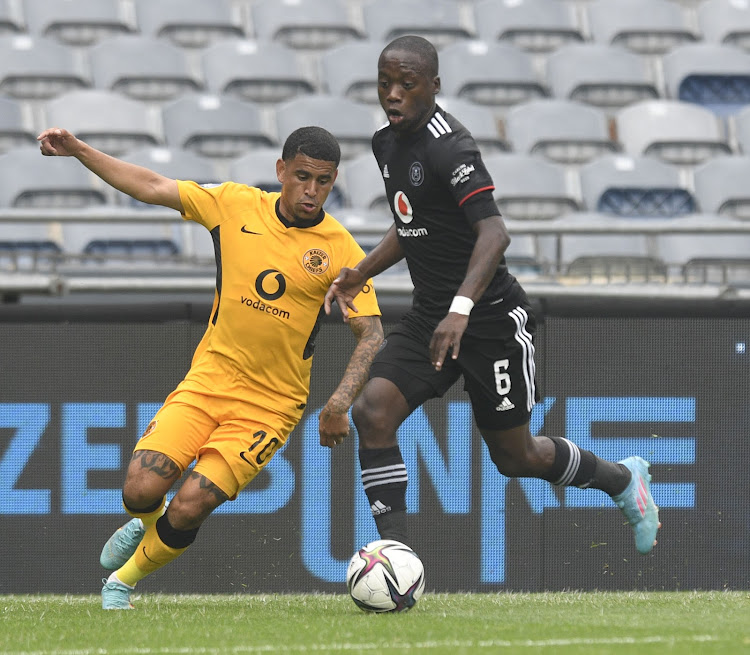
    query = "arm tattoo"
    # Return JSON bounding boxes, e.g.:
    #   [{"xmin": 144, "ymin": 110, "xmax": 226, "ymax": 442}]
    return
[
  {"xmin": 325, "ymin": 316, "xmax": 384, "ymax": 414},
  {"xmin": 189, "ymin": 472, "xmax": 230, "ymax": 503},
  {"xmin": 131, "ymin": 450, "xmax": 181, "ymax": 481}
]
